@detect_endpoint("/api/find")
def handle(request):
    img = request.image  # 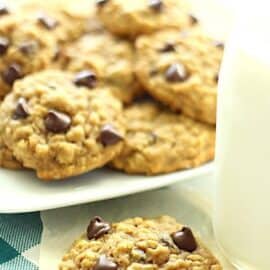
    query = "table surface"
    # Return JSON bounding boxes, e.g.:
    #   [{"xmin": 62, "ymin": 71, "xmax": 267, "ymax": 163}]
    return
[{"xmin": 0, "ymin": 173, "xmax": 235, "ymax": 269}]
